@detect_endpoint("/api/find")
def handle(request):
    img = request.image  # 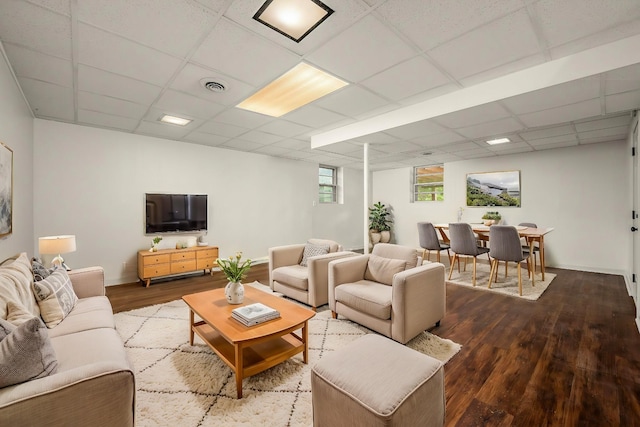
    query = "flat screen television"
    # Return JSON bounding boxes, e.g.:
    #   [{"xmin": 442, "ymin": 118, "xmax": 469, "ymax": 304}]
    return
[{"xmin": 145, "ymin": 193, "xmax": 207, "ymax": 234}]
